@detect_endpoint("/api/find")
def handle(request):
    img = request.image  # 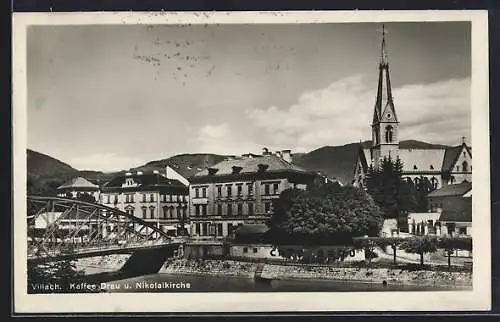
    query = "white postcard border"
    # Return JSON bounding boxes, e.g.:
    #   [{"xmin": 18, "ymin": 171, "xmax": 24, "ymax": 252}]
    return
[{"xmin": 12, "ymin": 10, "xmax": 491, "ymax": 313}]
